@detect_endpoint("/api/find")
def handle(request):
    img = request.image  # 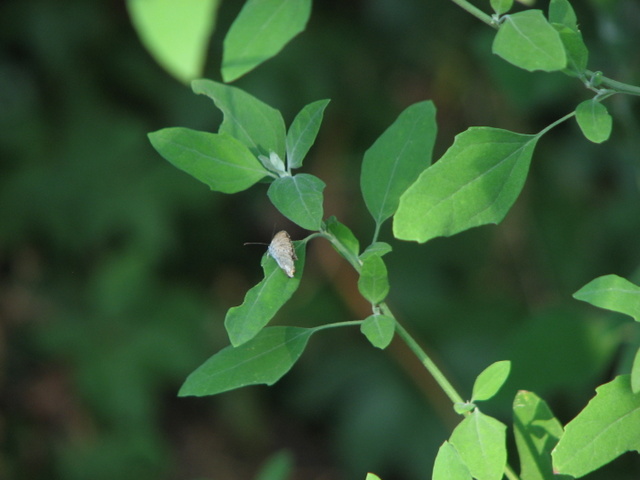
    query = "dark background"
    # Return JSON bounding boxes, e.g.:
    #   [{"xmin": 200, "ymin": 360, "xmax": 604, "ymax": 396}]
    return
[{"xmin": 2, "ymin": 0, "xmax": 640, "ymax": 479}]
